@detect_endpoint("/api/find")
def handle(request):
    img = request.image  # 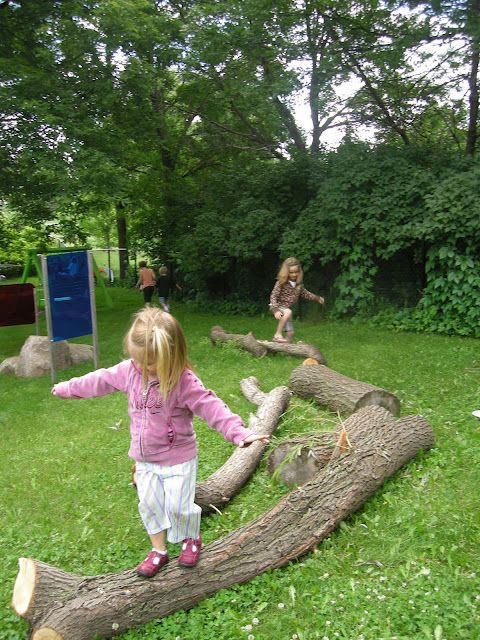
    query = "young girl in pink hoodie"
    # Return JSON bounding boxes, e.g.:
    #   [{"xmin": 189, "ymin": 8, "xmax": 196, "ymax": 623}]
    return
[{"xmin": 52, "ymin": 307, "xmax": 269, "ymax": 577}]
